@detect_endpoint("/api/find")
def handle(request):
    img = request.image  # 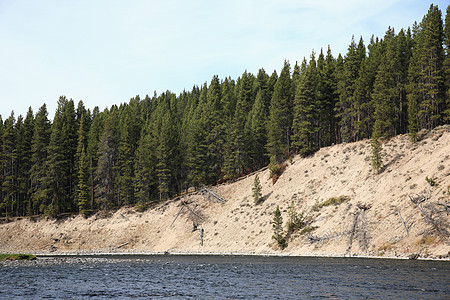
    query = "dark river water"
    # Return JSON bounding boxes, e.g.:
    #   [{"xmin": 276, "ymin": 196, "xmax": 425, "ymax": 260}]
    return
[{"xmin": 1, "ymin": 255, "xmax": 449, "ymax": 299}]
